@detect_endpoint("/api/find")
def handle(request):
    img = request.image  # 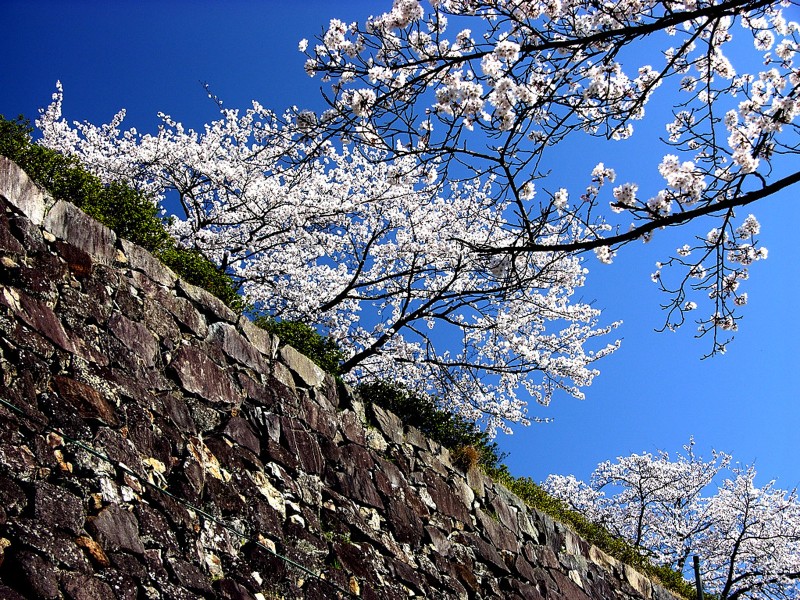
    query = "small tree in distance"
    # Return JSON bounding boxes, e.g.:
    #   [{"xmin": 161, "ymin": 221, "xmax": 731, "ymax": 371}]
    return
[
  {"xmin": 302, "ymin": 0, "xmax": 799, "ymax": 355},
  {"xmin": 543, "ymin": 441, "xmax": 800, "ymax": 599}
]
